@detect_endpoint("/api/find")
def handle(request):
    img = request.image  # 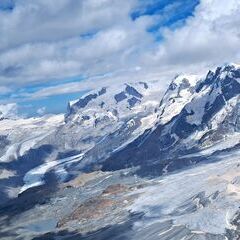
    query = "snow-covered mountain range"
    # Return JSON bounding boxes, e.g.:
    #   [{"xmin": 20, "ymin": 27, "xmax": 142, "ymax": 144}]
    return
[
  {"xmin": 0, "ymin": 63, "xmax": 240, "ymax": 240},
  {"xmin": 0, "ymin": 81, "xmax": 163, "ymax": 200},
  {"xmin": 101, "ymin": 64, "xmax": 240, "ymax": 175}
]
